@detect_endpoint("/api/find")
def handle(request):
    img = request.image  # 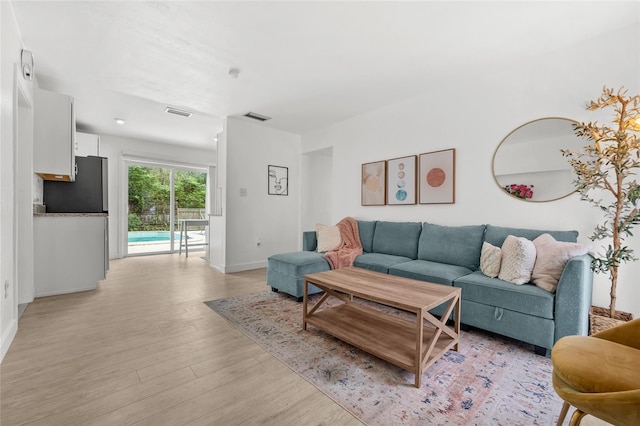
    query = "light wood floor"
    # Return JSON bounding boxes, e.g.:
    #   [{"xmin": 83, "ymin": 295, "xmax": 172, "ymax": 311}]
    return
[{"xmin": 1, "ymin": 254, "xmax": 362, "ymax": 426}]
